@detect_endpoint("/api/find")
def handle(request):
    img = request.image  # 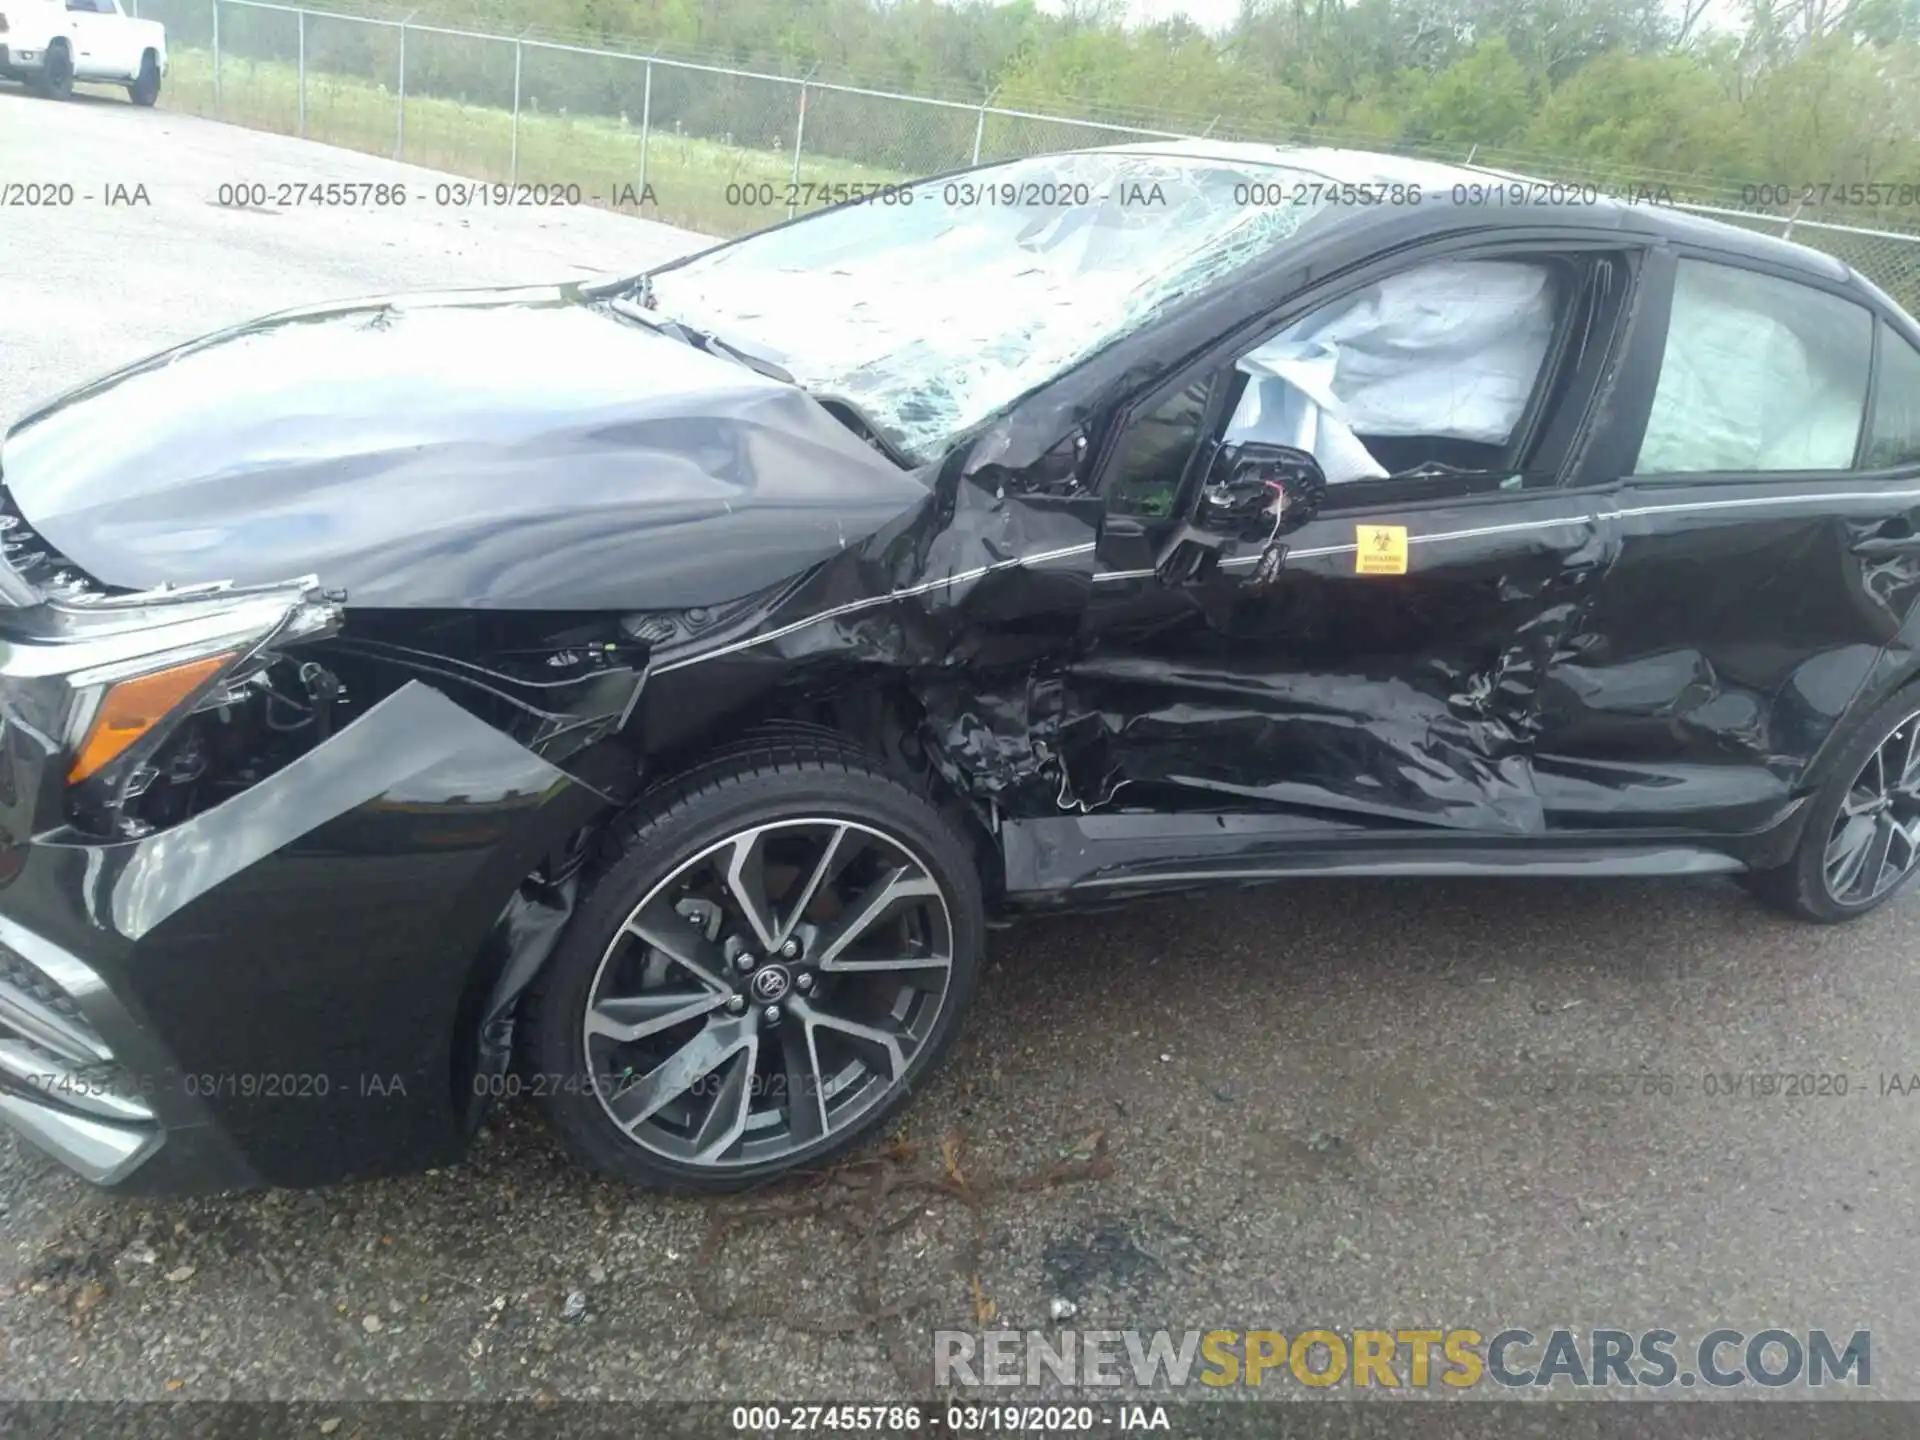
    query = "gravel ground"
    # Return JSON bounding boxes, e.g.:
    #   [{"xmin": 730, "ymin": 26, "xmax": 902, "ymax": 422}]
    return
[{"xmin": 2, "ymin": 87, "xmax": 1918, "ymax": 1412}]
